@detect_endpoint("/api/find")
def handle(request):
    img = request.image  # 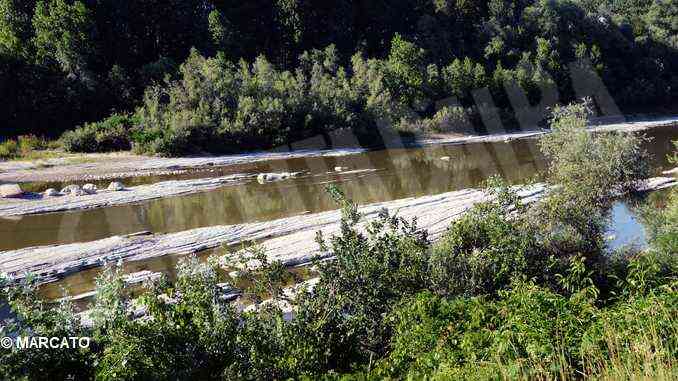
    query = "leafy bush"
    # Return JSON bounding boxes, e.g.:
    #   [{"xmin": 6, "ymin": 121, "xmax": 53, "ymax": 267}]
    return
[
  {"xmin": 0, "ymin": 274, "xmax": 94, "ymax": 380},
  {"xmin": 376, "ymin": 280, "xmax": 676, "ymax": 380},
  {"xmin": 0, "ymin": 135, "xmax": 56, "ymax": 160},
  {"xmin": 430, "ymin": 186, "xmax": 541, "ymax": 297},
  {"xmin": 132, "ymin": 47, "xmax": 373, "ymax": 156},
  {"xmin": 0, "ymin": 104, "xmax": 674, "ymax": 379},
  {"xmin": 0, "ymin": 139, "xmax": 19, "ymax": 159},
  {"xmin": 580, "ymin": 284, "xmax": 678, "ymax": 379},
  {"xmin": 540, "ymin": 101, "xmax": 651, "ymax": 205},
  {"xmin": 61, "ymin": 113, "xmax": 137, "ymax": 153},
  {"xmin": 91, "ymin": 258, "xmax": 240, "ymax": 380},
  {"xmin": 642, "ymin": 142, "xmax": 678, "ymax": 257}
]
